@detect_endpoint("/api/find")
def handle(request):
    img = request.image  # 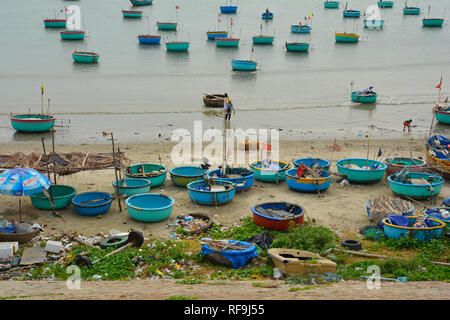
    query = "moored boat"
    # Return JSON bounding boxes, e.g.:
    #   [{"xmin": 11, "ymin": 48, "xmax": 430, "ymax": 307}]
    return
[
  {"xmin": 364, "ymin": 19, "xmax": 384, "ymax": 28},
  {"xmin": 291, "ymin": 25, "xmax": 311, "ymax": 33},
  {"xmin": 335, "ymin": 32, "xmax": 359, "ymax": 42},
  {"xmin": 60, "ymin": 30, "xmax": 85, "ymax": 40},
  {"xmin": 231, "ymin": 60, "xmax": 257, "ymax": 71},
  {"xmin": 382, "ymin": 215, "xmax": 445, "ymax": 241},
  {"xmin": 187, "ymin": 180, "xmax": 236, "ymax": 206},
  {"xmin": 252, "ymin": 35, "xmax": 274, "ymax": 44},
  {"xmin": 251, "ymin": 202, "xmax": 305, "ymax": 231},
  {"xmin": 434, "ymin": 104, "xmax": 450, "ymax": 124},
  {"xmin": 126, "ymin": 193, "xmax": 174, "ymax": 222},
  {"xmin": 324, "ymin": 1, "xmax": 340, "ymax": 9},
  {"xmin": 378, "ymin": 1, "xmax": 394, "ymax": 8},
  {"xmin": 336, "ymin": 158, "xmax": 387, "ymax": 183},
  {"xmin": 125, "ymin": 163, "xmax": 167, "ymax": 187},
  {"xmin": 130, "ymin": 0, "xmax": 153, "ymax": 5},
  {"xmin": 293, "ymin": 158, "xmax": 331, "ymax": 171},
  {"xmin": 122, "ymin": 10, "xmax": 143, "ymax": 18},
  {"xmin": 203, "ymin": 94, "xmax": 226, "ymax": 107},
  {"xmin": 170, "ymin": 166, "xmax": 205, "ymax": 187},
  {"xmin": 388, "ymin": 172, "xmax": 444, "ymax": 199},
  {"xmin": 403, "ymin": 6, "xmax": 420, "ymax": 15},
  {"xmin": 157, "ymin": 22, "xmax": 178, "ymax": 31},
  {"xmin": 351, "ymin": 88, "xmax": 377, "ymax": 103},
  {"xmin": 220, "ymin": 5, "xmax": 237, "ymax": 14},
  {"xmin": 262, "ymin": 12, "xmax": 274, "ymax": 20},
  {"xmin": 285, "ymin": 42, "xmax": 310, "ymax": 52},
  {"xmin": 138, "ymin": 35, "xmax": 161, "ymax": 44},
  {"xmin": 166, "ymin": 41, "xmax": 190, "ymax": 51},
  {"xmin": 343, "ymin": 9, "xmax": 361, "ymax": 18},
  {"xmin": 424, "ymin": 135, "xmax": 450, "ymax": 179},
  {"xmin": 43, "ymin": 19, "xmax": 67, "ymax": 28},
  {"xmin": 72, "ymin": 51, "xmax": 100, "ymax": 63},
  {"xmin": 285, "ymin": 168, "xmax": 332, "ymax": 193},
  {"xmin": 422, "ymin": 18, "xmax": 444, "ymax": 27},
  {"xmin": 10, "ymin": 114, "xmax": 56, "ymax": 133},
  {"xmin": 215, "ymin": 37, "xmax": 240, "ymax": 47},
  {"xmin": 206, "ymin": 31, "xmax": 228, "ymax": 40}
]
